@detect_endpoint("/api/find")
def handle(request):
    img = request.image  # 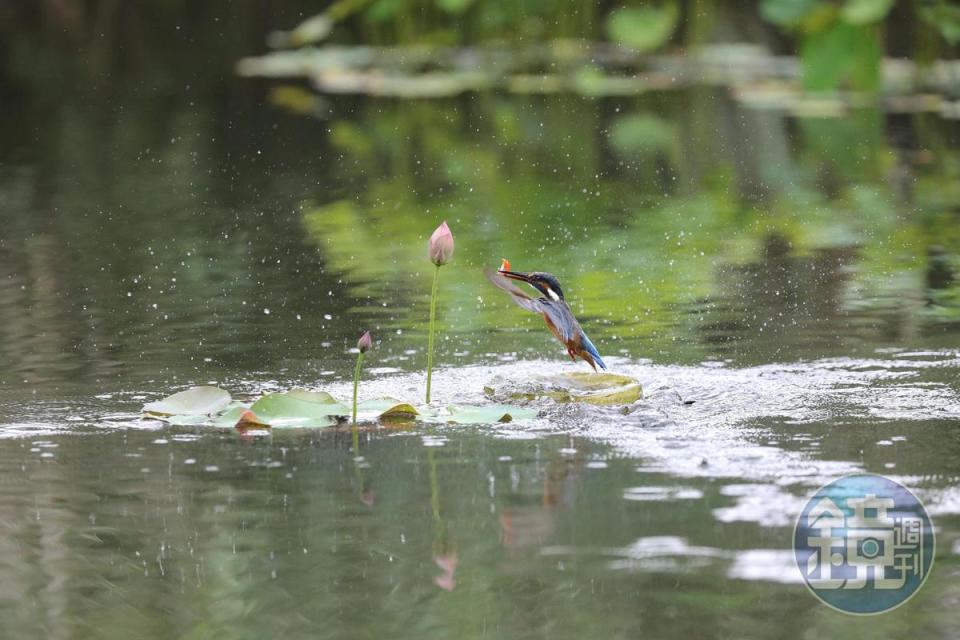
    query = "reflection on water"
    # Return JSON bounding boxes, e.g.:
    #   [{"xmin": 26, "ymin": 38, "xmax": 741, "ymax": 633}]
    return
[
  {"xmin": 1, "ymin": 379, "xmax": 958, "ymax": 638},
  {"xmin": 2, "ymin": 85, "xmax": 959, "ymax": 389}
]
